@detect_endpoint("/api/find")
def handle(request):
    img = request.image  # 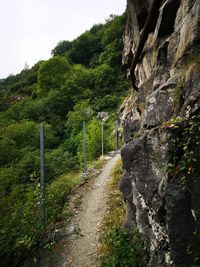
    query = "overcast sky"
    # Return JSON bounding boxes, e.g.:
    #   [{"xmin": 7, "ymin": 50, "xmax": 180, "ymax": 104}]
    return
[{"xmin": 0, "ymin": 0, "xmax": 126, "ymax": 79}]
